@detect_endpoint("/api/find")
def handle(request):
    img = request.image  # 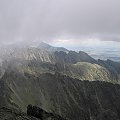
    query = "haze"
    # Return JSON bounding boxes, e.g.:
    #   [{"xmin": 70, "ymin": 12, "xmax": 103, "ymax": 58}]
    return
[{"xmin": 0, "ymin": 0, "xmax": 120, "ymax": 49}]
